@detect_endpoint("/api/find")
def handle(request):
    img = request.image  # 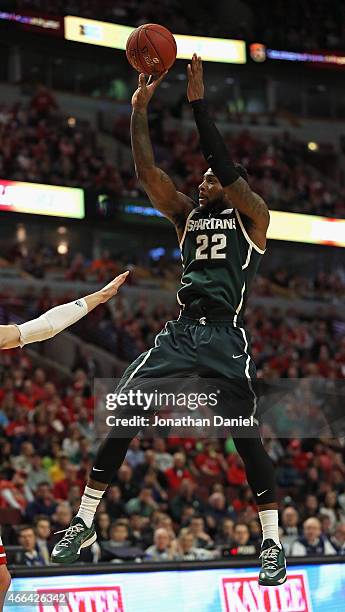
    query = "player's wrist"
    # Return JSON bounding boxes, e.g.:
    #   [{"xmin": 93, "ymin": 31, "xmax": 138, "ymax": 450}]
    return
[
  {"xmin": 189, "ymin": 97, "xmax": 205, "ymax": 105},
  {"xmin": 132, "ymin": 104, "xmax": 148, "ymax": 113},
  {"xmin": 97, "ymin": 288, "xmax": 111, "ymax": 304}
]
